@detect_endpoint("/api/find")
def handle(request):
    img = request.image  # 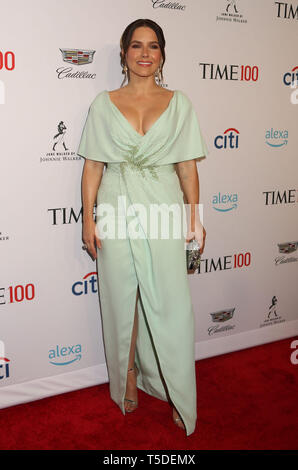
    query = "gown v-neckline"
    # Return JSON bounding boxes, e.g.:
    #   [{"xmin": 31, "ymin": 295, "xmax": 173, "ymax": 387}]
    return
[{"xmin": 105, "ymin": 89, "xmax": 177, "ymax": 139}]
